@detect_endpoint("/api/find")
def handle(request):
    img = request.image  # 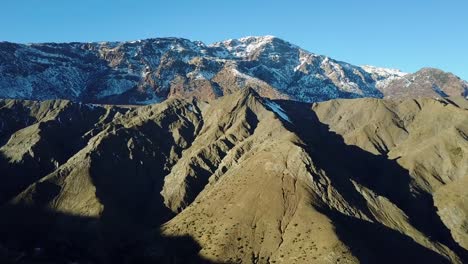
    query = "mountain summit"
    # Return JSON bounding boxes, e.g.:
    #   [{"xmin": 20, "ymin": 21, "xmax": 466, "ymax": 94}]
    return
[{"xmin": 1, "ymin": 36, "xmax": 466, "ymax": 104}]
